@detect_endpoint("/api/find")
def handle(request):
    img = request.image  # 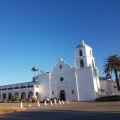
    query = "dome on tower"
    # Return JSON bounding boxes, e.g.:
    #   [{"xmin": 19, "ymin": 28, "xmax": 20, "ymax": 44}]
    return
[
  {"xmin": 76, "ymin": 40, "xmax": 88, "ymax": 48},
  {"xmin": 58, "ymin": 57, "xmax": 63, "ymax": 61}
]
